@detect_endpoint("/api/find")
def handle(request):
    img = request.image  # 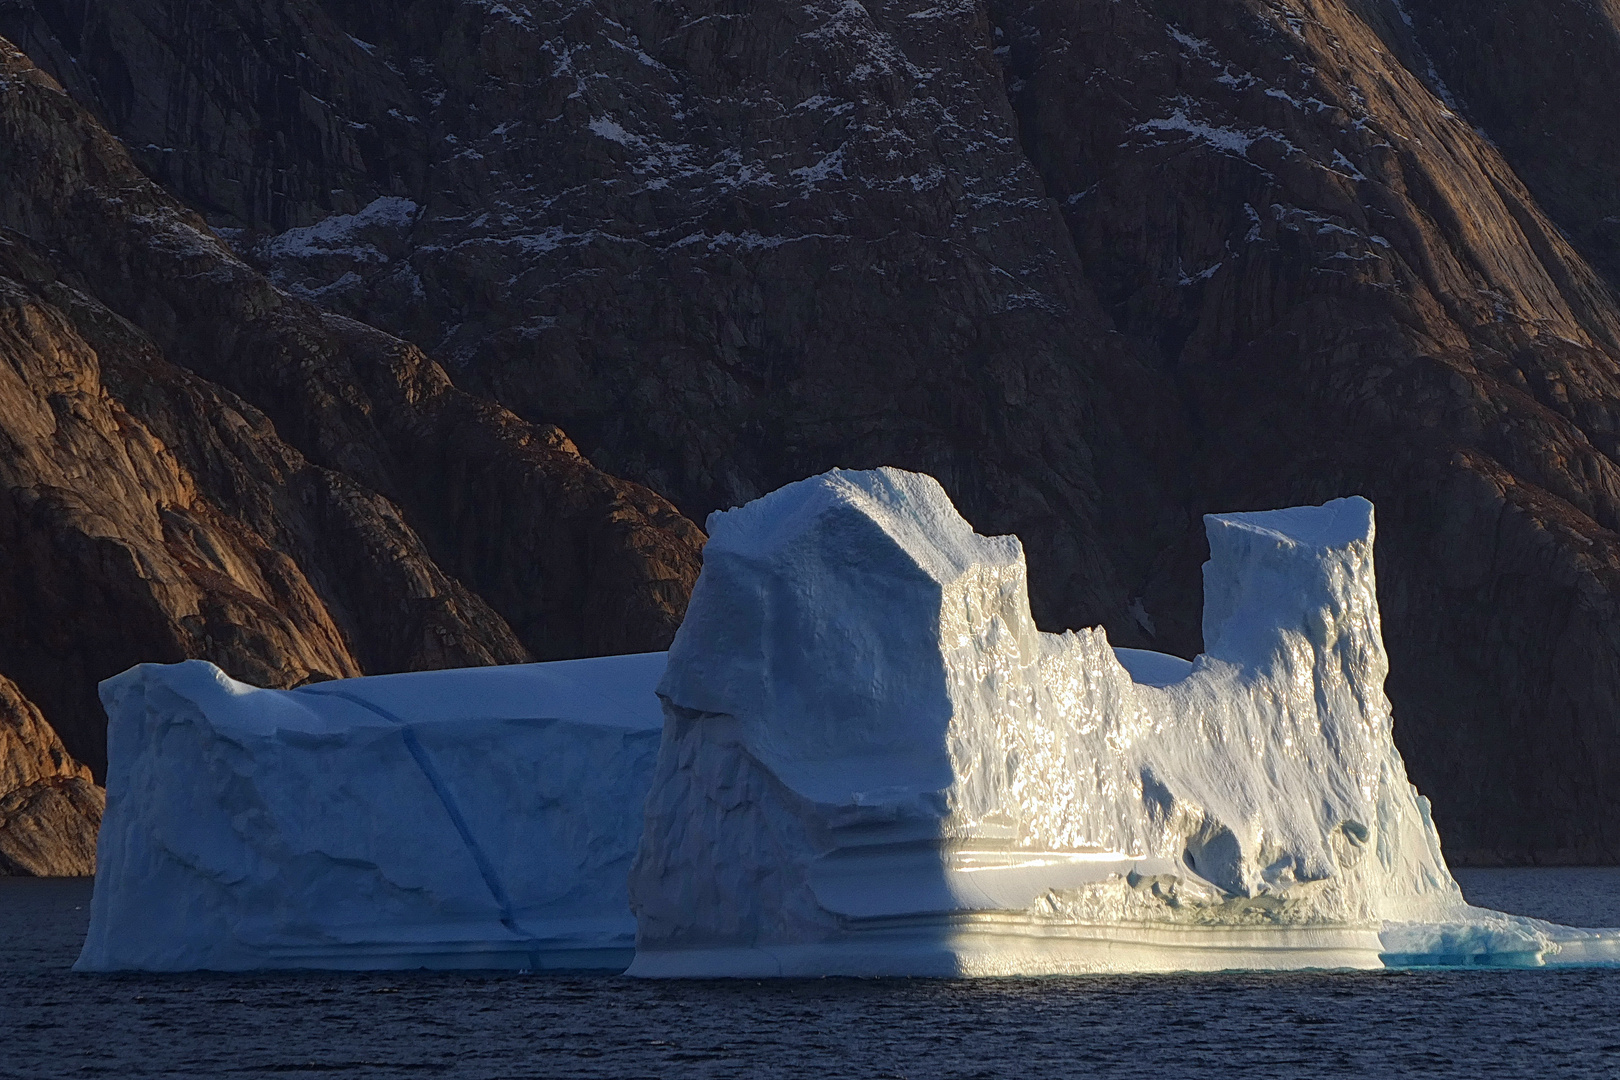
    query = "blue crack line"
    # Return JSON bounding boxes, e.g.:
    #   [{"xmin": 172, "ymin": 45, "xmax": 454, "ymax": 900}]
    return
[{"xmin": 294, "ymin": 686, "xmax": 544, "ymax": 968}]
